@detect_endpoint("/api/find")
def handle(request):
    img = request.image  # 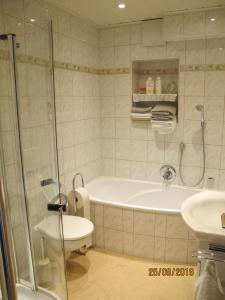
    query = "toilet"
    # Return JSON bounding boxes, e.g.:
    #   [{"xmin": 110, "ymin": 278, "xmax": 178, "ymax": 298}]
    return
[
  {"xmin": 35, "ymin": 215, "xmax": 94, "ymax": 259},
  {"xmin": 62, "ymin": 215, "xmax": 94, "ymax": 258}
]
